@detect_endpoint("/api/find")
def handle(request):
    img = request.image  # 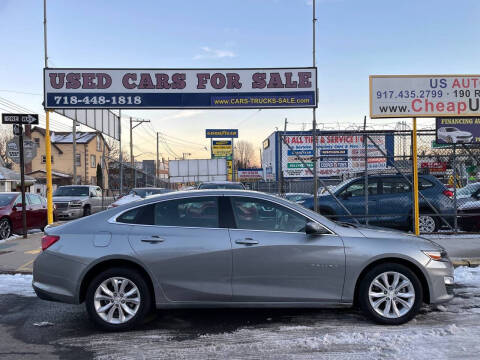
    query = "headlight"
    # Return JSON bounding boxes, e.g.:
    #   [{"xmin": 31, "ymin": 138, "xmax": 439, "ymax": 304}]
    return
[
  {"xmin": 69, "ymin": 200, "xmax": 83, "ymax": 208},
  {"xmin": 423, "ymin": 250, "xmax": 449, "ymax": 262}
]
